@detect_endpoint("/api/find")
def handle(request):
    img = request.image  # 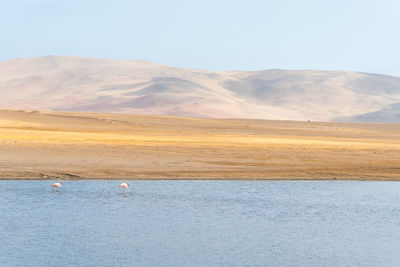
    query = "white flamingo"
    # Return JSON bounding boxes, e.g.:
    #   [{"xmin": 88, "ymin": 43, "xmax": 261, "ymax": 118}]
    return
[
  {"xmin": 51, "ymin": 181, "xmax": 63, "ymax": 192},
  {"xmin": 120, "ymin": 182, "xmax": 129, "ymax": 189}
]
